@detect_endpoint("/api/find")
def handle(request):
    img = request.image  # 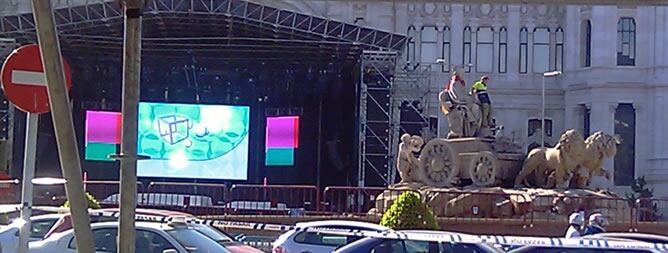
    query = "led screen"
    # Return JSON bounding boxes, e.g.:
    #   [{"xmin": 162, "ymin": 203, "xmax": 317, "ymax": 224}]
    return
[
  {"xmin": 137, "ymin": 102, "xmax": 250, "ymax": 180},
  {"xmin": 265, "ymin": 116, "xmax": 299, "ymax": 166},
  {"xmin": 85, "ymin": 110, "xmax": 122, "ymax": 162}
]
